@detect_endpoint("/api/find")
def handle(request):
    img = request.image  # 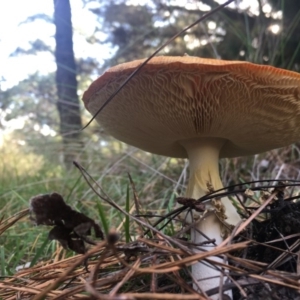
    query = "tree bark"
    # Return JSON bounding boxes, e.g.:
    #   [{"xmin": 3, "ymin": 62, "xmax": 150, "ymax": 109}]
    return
[{"xmin": 53, "ymin": 0, "xmax": 82, "ymax": 168}]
